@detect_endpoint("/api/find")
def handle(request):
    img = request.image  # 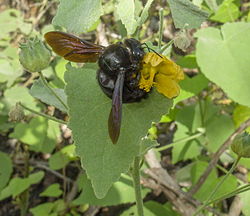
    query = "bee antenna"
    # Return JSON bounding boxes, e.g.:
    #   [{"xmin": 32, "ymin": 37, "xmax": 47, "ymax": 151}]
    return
[{"xmin": 141, "ymin": 43, "xmax": 162, "ymax": 58}]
